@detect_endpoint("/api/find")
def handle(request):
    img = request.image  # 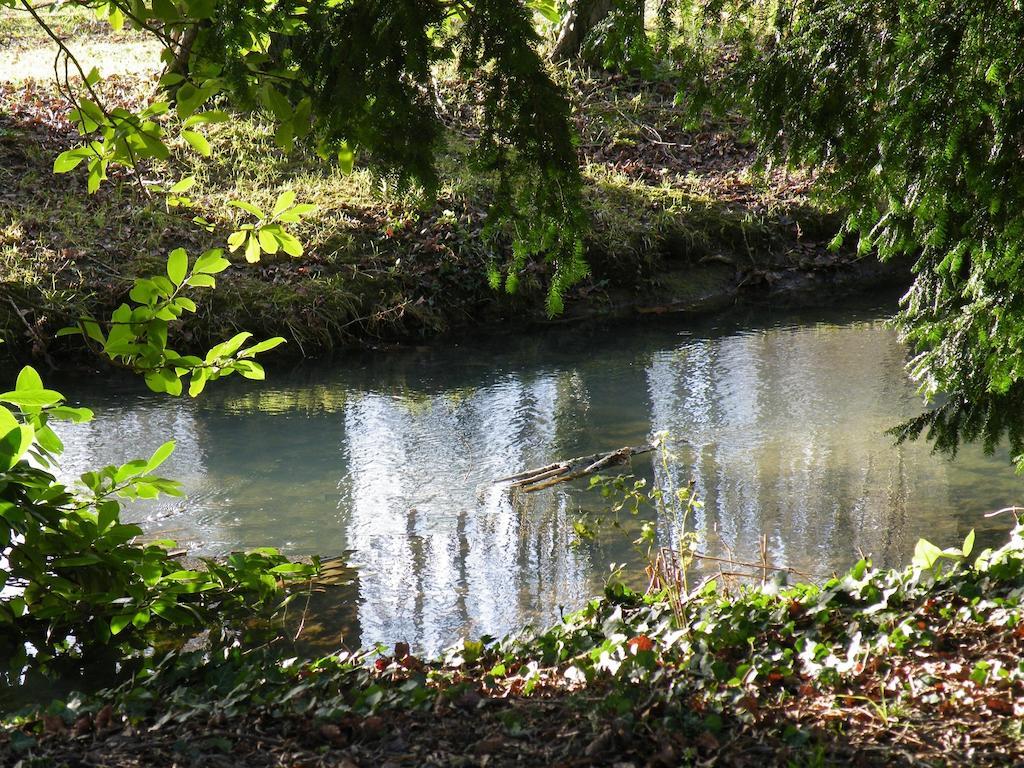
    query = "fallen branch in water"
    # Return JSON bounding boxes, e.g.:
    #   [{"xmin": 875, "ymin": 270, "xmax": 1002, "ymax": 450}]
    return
[{"xmin": 495, "ymin": 444, "xmax": 654, "ymax": 493}]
